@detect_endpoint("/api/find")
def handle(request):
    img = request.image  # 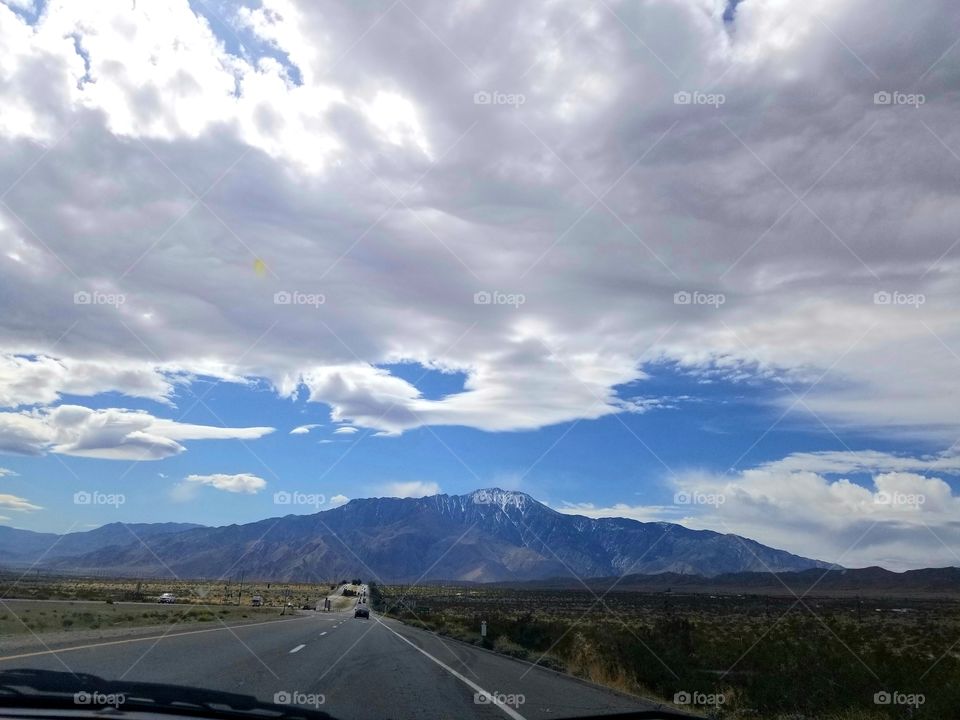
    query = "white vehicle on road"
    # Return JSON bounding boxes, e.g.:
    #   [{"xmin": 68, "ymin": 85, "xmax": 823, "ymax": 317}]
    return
[{"xmin": 157, "ymin": 593, "xmax": 176, "ymax": 604}]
